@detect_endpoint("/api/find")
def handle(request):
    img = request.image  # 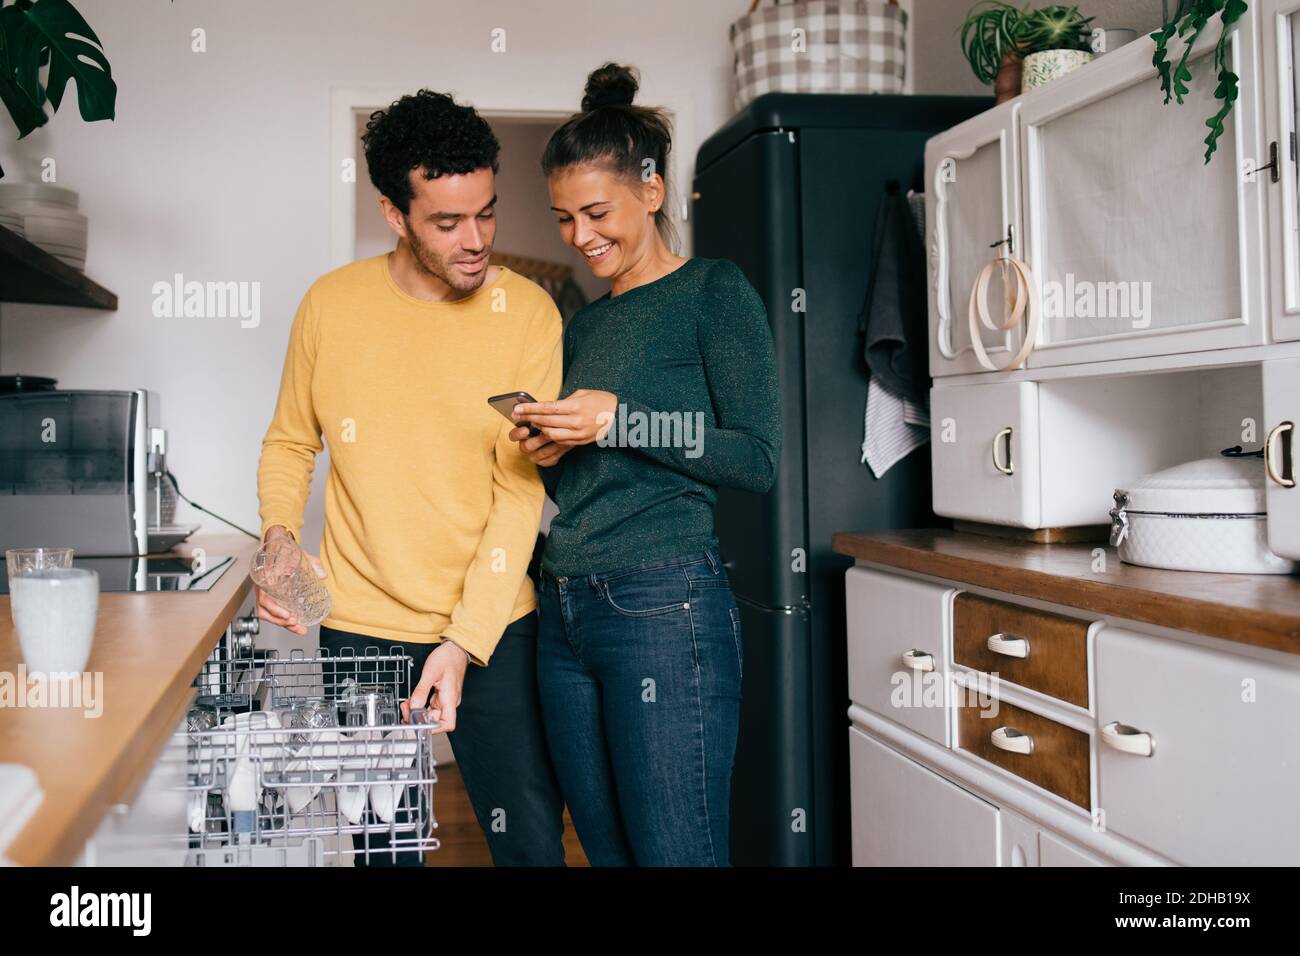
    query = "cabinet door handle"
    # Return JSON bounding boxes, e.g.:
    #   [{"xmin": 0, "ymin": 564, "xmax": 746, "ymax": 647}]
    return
[
  {"xmin": 991, "ymin": 427, "xmax": 1015, "ymax": 476},
  {"xmin": 901, "ymin": 649, "xmax": 935, "ymax": 672},
  {"xmin": 990, "ymin": 726, "xmax": 1034, "ymax": 754},
  {"xmin": 987, "ymin": 632, "xmax": 1030, "ymax": 658},
  {"xmin": 1100, "ymin": 721, "xmax": 1153, "ymax": 757},
  {"xmin": 1265, "ymin": 421, "xmax": 1296, "ymax": 488}
]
